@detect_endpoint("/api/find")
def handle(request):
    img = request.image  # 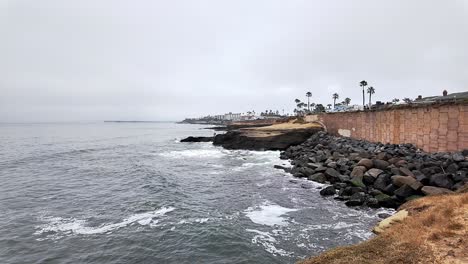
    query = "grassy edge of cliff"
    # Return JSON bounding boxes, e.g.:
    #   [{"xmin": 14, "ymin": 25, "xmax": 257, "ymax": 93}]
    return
[{"xmin": 298, "ymin": 187, "xmax": 468, "ymax": 264}]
